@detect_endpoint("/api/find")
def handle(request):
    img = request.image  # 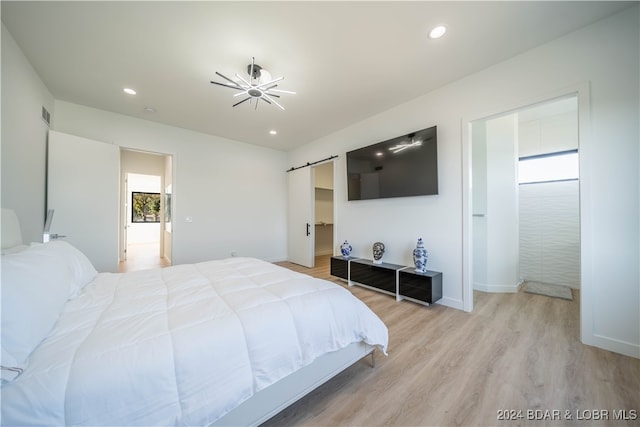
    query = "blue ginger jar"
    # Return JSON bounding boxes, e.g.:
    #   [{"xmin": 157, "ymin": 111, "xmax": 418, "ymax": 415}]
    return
[
  {"xmin": 340, "ymin": 240, "xmax": 353, "ymax": 258},
  {"xmin": 413, "ymin": 238, "xmax": 428, "ymax": 273}
]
